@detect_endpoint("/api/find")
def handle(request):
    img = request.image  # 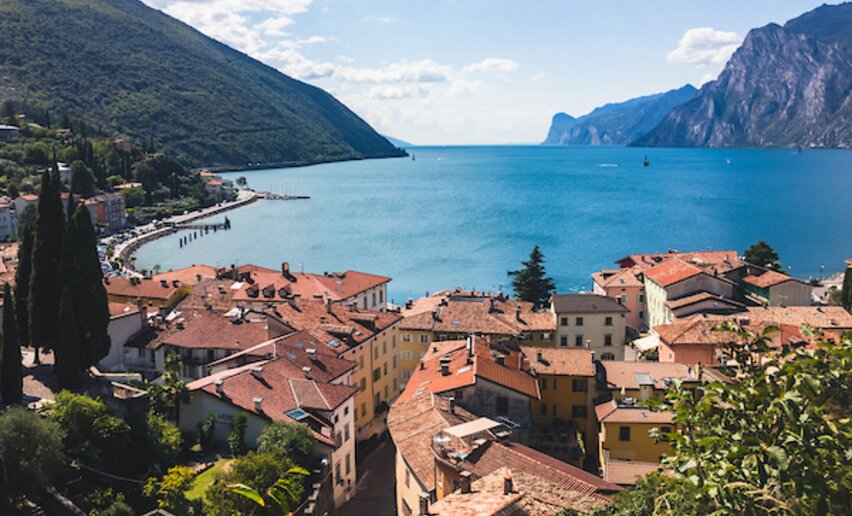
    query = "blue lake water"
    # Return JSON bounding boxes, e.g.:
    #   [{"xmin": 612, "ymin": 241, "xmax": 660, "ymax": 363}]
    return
[{"xmin": 135, "ymin": 146, "xmax": 852, "ymax": 305}]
